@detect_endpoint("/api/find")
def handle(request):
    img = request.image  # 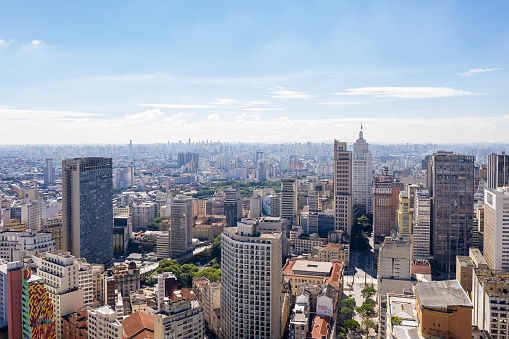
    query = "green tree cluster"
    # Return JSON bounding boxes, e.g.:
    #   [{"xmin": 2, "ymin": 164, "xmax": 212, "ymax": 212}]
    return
[
  {"xmin": 155, "ymin": 259, "xmax": 199, "ymax": 288},
  {"xmin": 351, "ymin": 215, "xmax": 373, "ymax": 252},
  {"xmin": 356, "ymin": 298, "xmax": 376, "ymax": 317},
  {"xmin": 361, "ymin": 286, "xmax": 376, "ymax": 299},
  {"xmin": 147, "ymin": 216, "xmax": 171, "ymax": 231},
  {"xmin": 193, "ymin": 267, "xmax": 221, "ymax": 282},
  {"xmin": 338, "ymin": 297, "xmax": 358, "ymax": 338},
  {"xmin": 210, "ymin": 234, "xmax": 221, "ymax": 263}
]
